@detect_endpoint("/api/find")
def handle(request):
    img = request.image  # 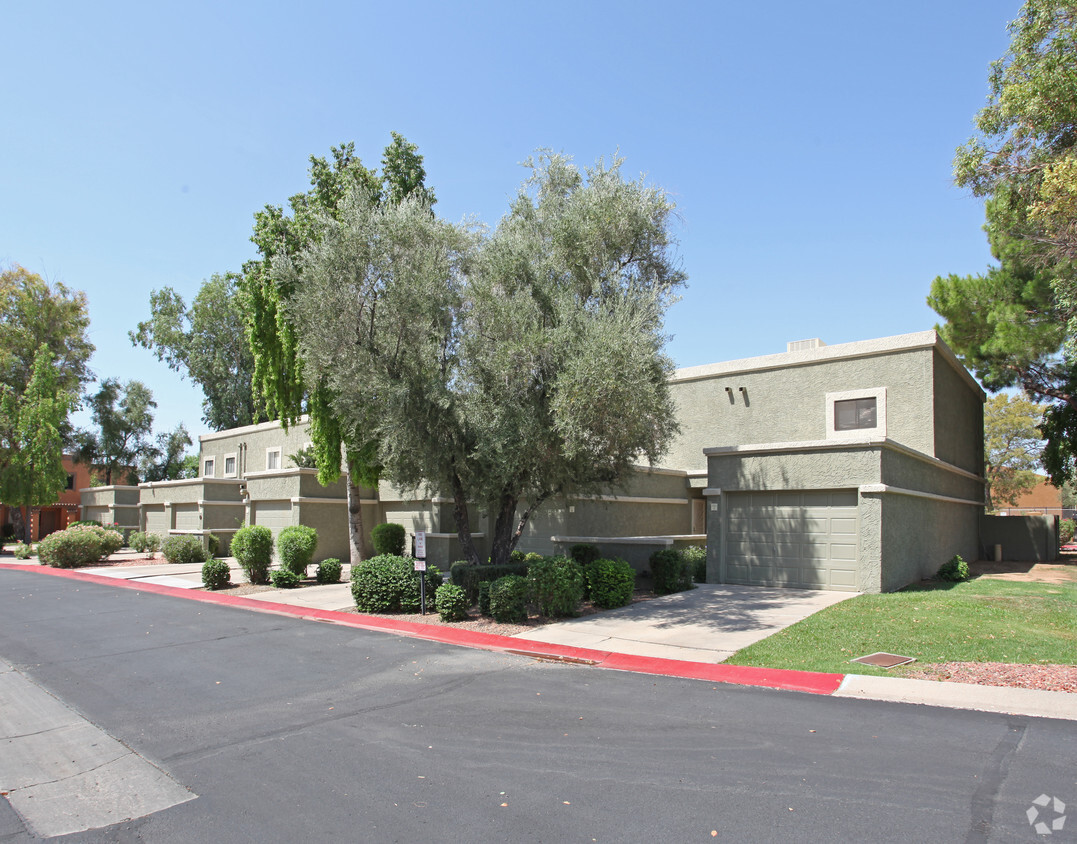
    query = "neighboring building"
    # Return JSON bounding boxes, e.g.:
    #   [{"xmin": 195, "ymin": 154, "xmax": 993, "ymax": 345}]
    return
[
  {"xmin": 127, "ymin": 329, "xmax": 991, "ymax": 592},
  {"xmin": 999, "ymin": 476, "xmax": 1071, "ymax": 518},
  {"xmin": 1, "ymin": 454, "xmax": 91, "ymax": 541}
]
